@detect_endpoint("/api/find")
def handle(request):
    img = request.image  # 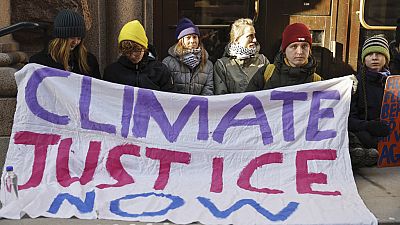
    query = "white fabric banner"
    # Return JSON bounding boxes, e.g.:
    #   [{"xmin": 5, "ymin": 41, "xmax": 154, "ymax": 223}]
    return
[{"xmin": 0, "ymin": 63, "xmax": 376, "ymax": 225}]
